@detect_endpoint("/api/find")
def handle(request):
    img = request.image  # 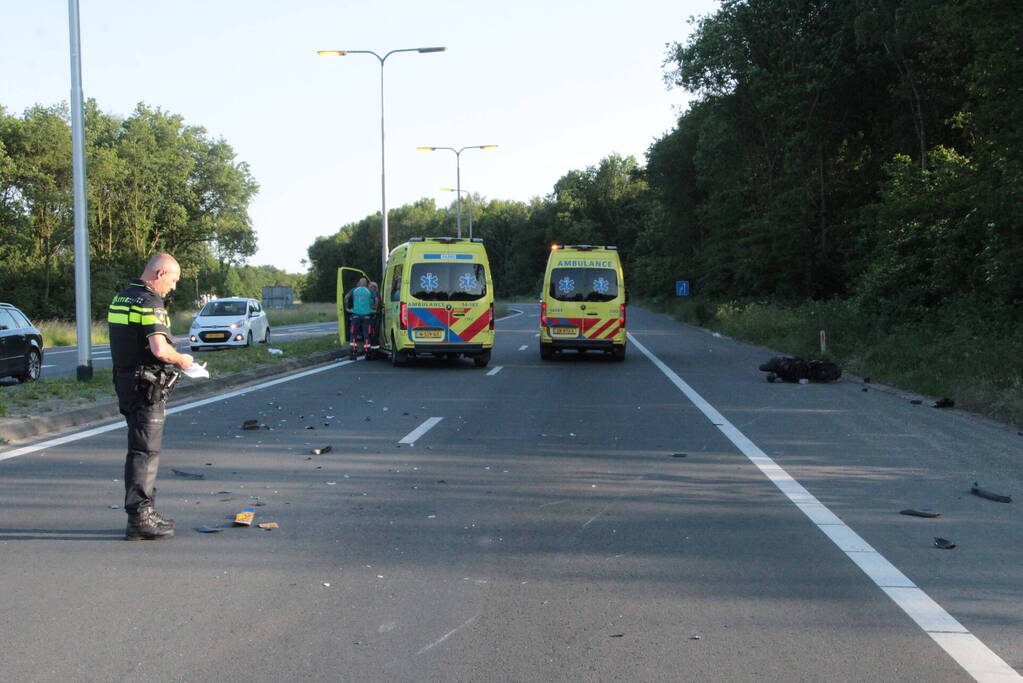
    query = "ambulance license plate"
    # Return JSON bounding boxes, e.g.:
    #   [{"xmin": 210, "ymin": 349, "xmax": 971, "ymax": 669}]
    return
[
  {"xmin": 414, "ymin": 329, "xmax": 444, "ymax": 341},
  {"xmin": 552, "ymin": 326, "xmax": 578, "ymax": 337}
]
